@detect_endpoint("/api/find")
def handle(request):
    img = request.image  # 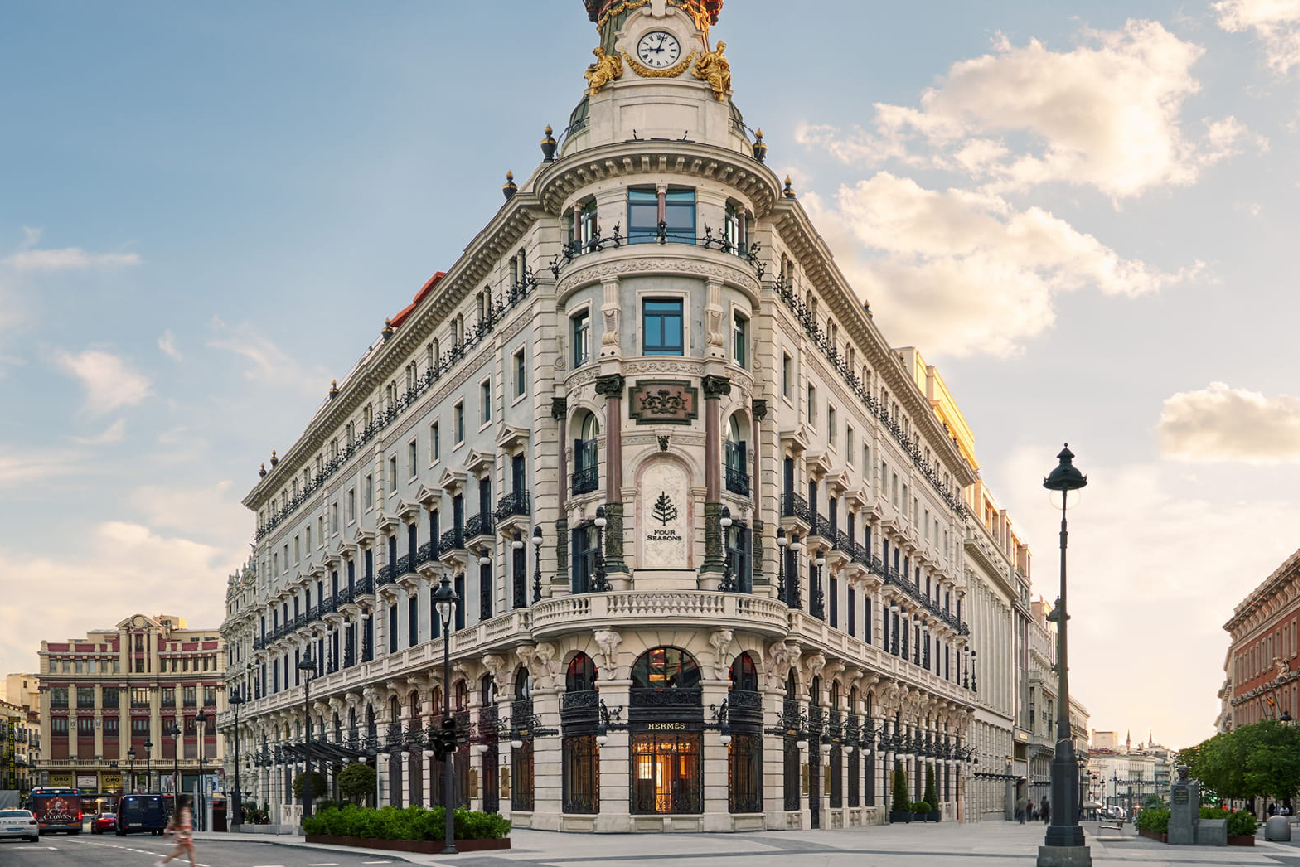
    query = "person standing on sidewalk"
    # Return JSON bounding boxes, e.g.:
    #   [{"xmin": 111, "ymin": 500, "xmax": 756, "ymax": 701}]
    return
[
  {"xmin": 156, "ymin": 794, "xmax": 196, "ymax": 867},
  {"xmin": 1016, "ymin": 796, "xmax": 1029, "ymax": 824},
  {"xmin": 1040, "ymin": 796, "xmax": 1051, "ymax": 824}
]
